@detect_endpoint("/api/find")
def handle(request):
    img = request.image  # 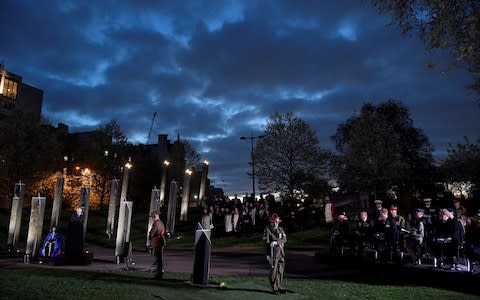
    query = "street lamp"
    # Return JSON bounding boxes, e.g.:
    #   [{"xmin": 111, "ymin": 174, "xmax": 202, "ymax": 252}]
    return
[{"xmin": 240, "ymin": 135, "xmax": 264, "ymax": 200}]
